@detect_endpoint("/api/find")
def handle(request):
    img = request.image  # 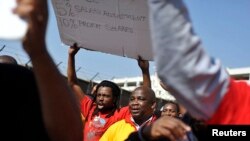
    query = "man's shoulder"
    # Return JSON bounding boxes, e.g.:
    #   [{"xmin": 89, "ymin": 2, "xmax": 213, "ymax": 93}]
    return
[
  {"xmin": 107, "ymin": 119, "xmax": 129, "ymax": 132},
  {"xmin": 229, "ymin": 79, "xmax": 250, "ymax": 95}
]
